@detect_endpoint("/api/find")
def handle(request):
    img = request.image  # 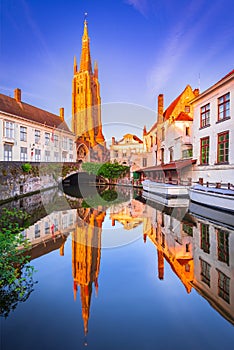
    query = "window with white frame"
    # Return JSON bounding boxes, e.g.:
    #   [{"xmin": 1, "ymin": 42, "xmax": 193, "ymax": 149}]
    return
[
  {"xmin": 20, "ymin": 147, "xmax": 27, "ymax": 161},
  {"xmin": 62, "ymin": 152, "xmax": 67, "ymax": 162},
  {"xmin": 218, "ymin": 92, "xmax": 230, "ymax": 121},
  {"xmin": 200, "ymin": 103, "xmax": 210, "ymax": 128},
  {"xmin": 200, "ymin": 259, "xmax": 211, "ymax": 287},
  {"xmin": 69, "ymin": 154, "xmax": 73, "ymax": 161},
  {"xmin": 45, "ymin": 150, "xmax": 50, "ymax": 161},
  {"xmin": 45, "ymin": 132, "xmax": 50, "ymax": 145},
  {"xmin": 182, "ymin": 149, "xmax": 193, "ymax": 159},
  {"xmin": 62, "ymin": 137, "xmax": 68, "ymax": 150},
  {"xmin": 54, "ymin": 134, "xmax": 59, "ymax": 147},
  {"xmin": 20, "ymin": 126, "xmax": 27, "ymax": 141},
  {"xmin": 35, "ymin": 224, "xmax": 40, "ymax": 238},
  {"xmin": 142, "ymin": 158, "xmax": 147, "ymax": 167},
  {"xmin": 4, "ymin": 144, "xmax": 13, "ymax": 161},
  {"xmin": 45, "ymin": 222, "xmax": 50, "ymax": 234},
  {"xmin": 69, "ymin": 139, "xmax": 73, "ymax": 151},
  {"xmin": 35, "ymin": 149, "xmax": 41, "ymax": 161},
  {"xmin": 35, "ymin": 130, "xmax": 40, "ymax": 144},
  {"xmin": 54, "ymin": 218, "xmax": 59, "ymax": 231},
  {"xmin": 69, "ymin": 214, "xmax": 73, "ymax": 226},
  {"xmin": 4, "ymin": 121, "xmax": 14, "ymax": 139},
  {"xmin": 54, "ymin": 152, "xmax": 59, "ymax": 162}
]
